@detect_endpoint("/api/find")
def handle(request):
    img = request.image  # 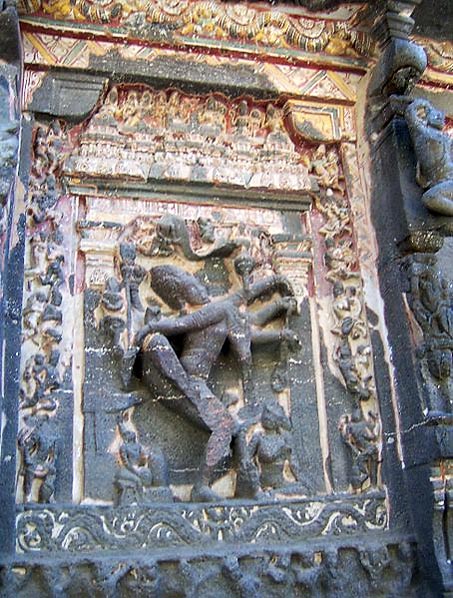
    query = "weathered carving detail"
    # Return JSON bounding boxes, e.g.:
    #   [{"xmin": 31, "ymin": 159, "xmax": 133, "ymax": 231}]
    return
[
  {"xmin": 17, "ymin": 120, "xmax": 68, "ymax": 503},
  {"xmin": 15, "ymin": 493, "xmax": 387, "ymax": 553},
  {"xmin": 403, "ymin": 98, "xmax": 453, "ymax": 216},
  {"xmin": 405, "ymin": 255, "xmax": 453, "ymax": 416},
  {"xmin": 312, "ymin": 146, "xmax": 380, "ymax": 492},
  {"xmin": 79, "ymin": 207, "xmax": 314, "ymax": 504},
  {"xmin": 17, "ymin": 417, "xmax": 57, "ymax": 504},
  {"xmin": 339, "ymin": 408, "xmax": 379, "ymax": 492},
  {"xmin": 17, "ymin": 0, "xmax": 373, "ymax": 57},
  {"xmin": 114, "ymin": 413, "xmax": 173, "ymax": 505},
  {"xmin": 63, "ymin": 86, "xmax": 312, "ymax": 193},
  {"xmin": 2, "ymin": 538, "xmax": 419, "ymax": 596},
  {"xmin": 234, "ymin": 399, "xmax": 300, "ymax": 499}
]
